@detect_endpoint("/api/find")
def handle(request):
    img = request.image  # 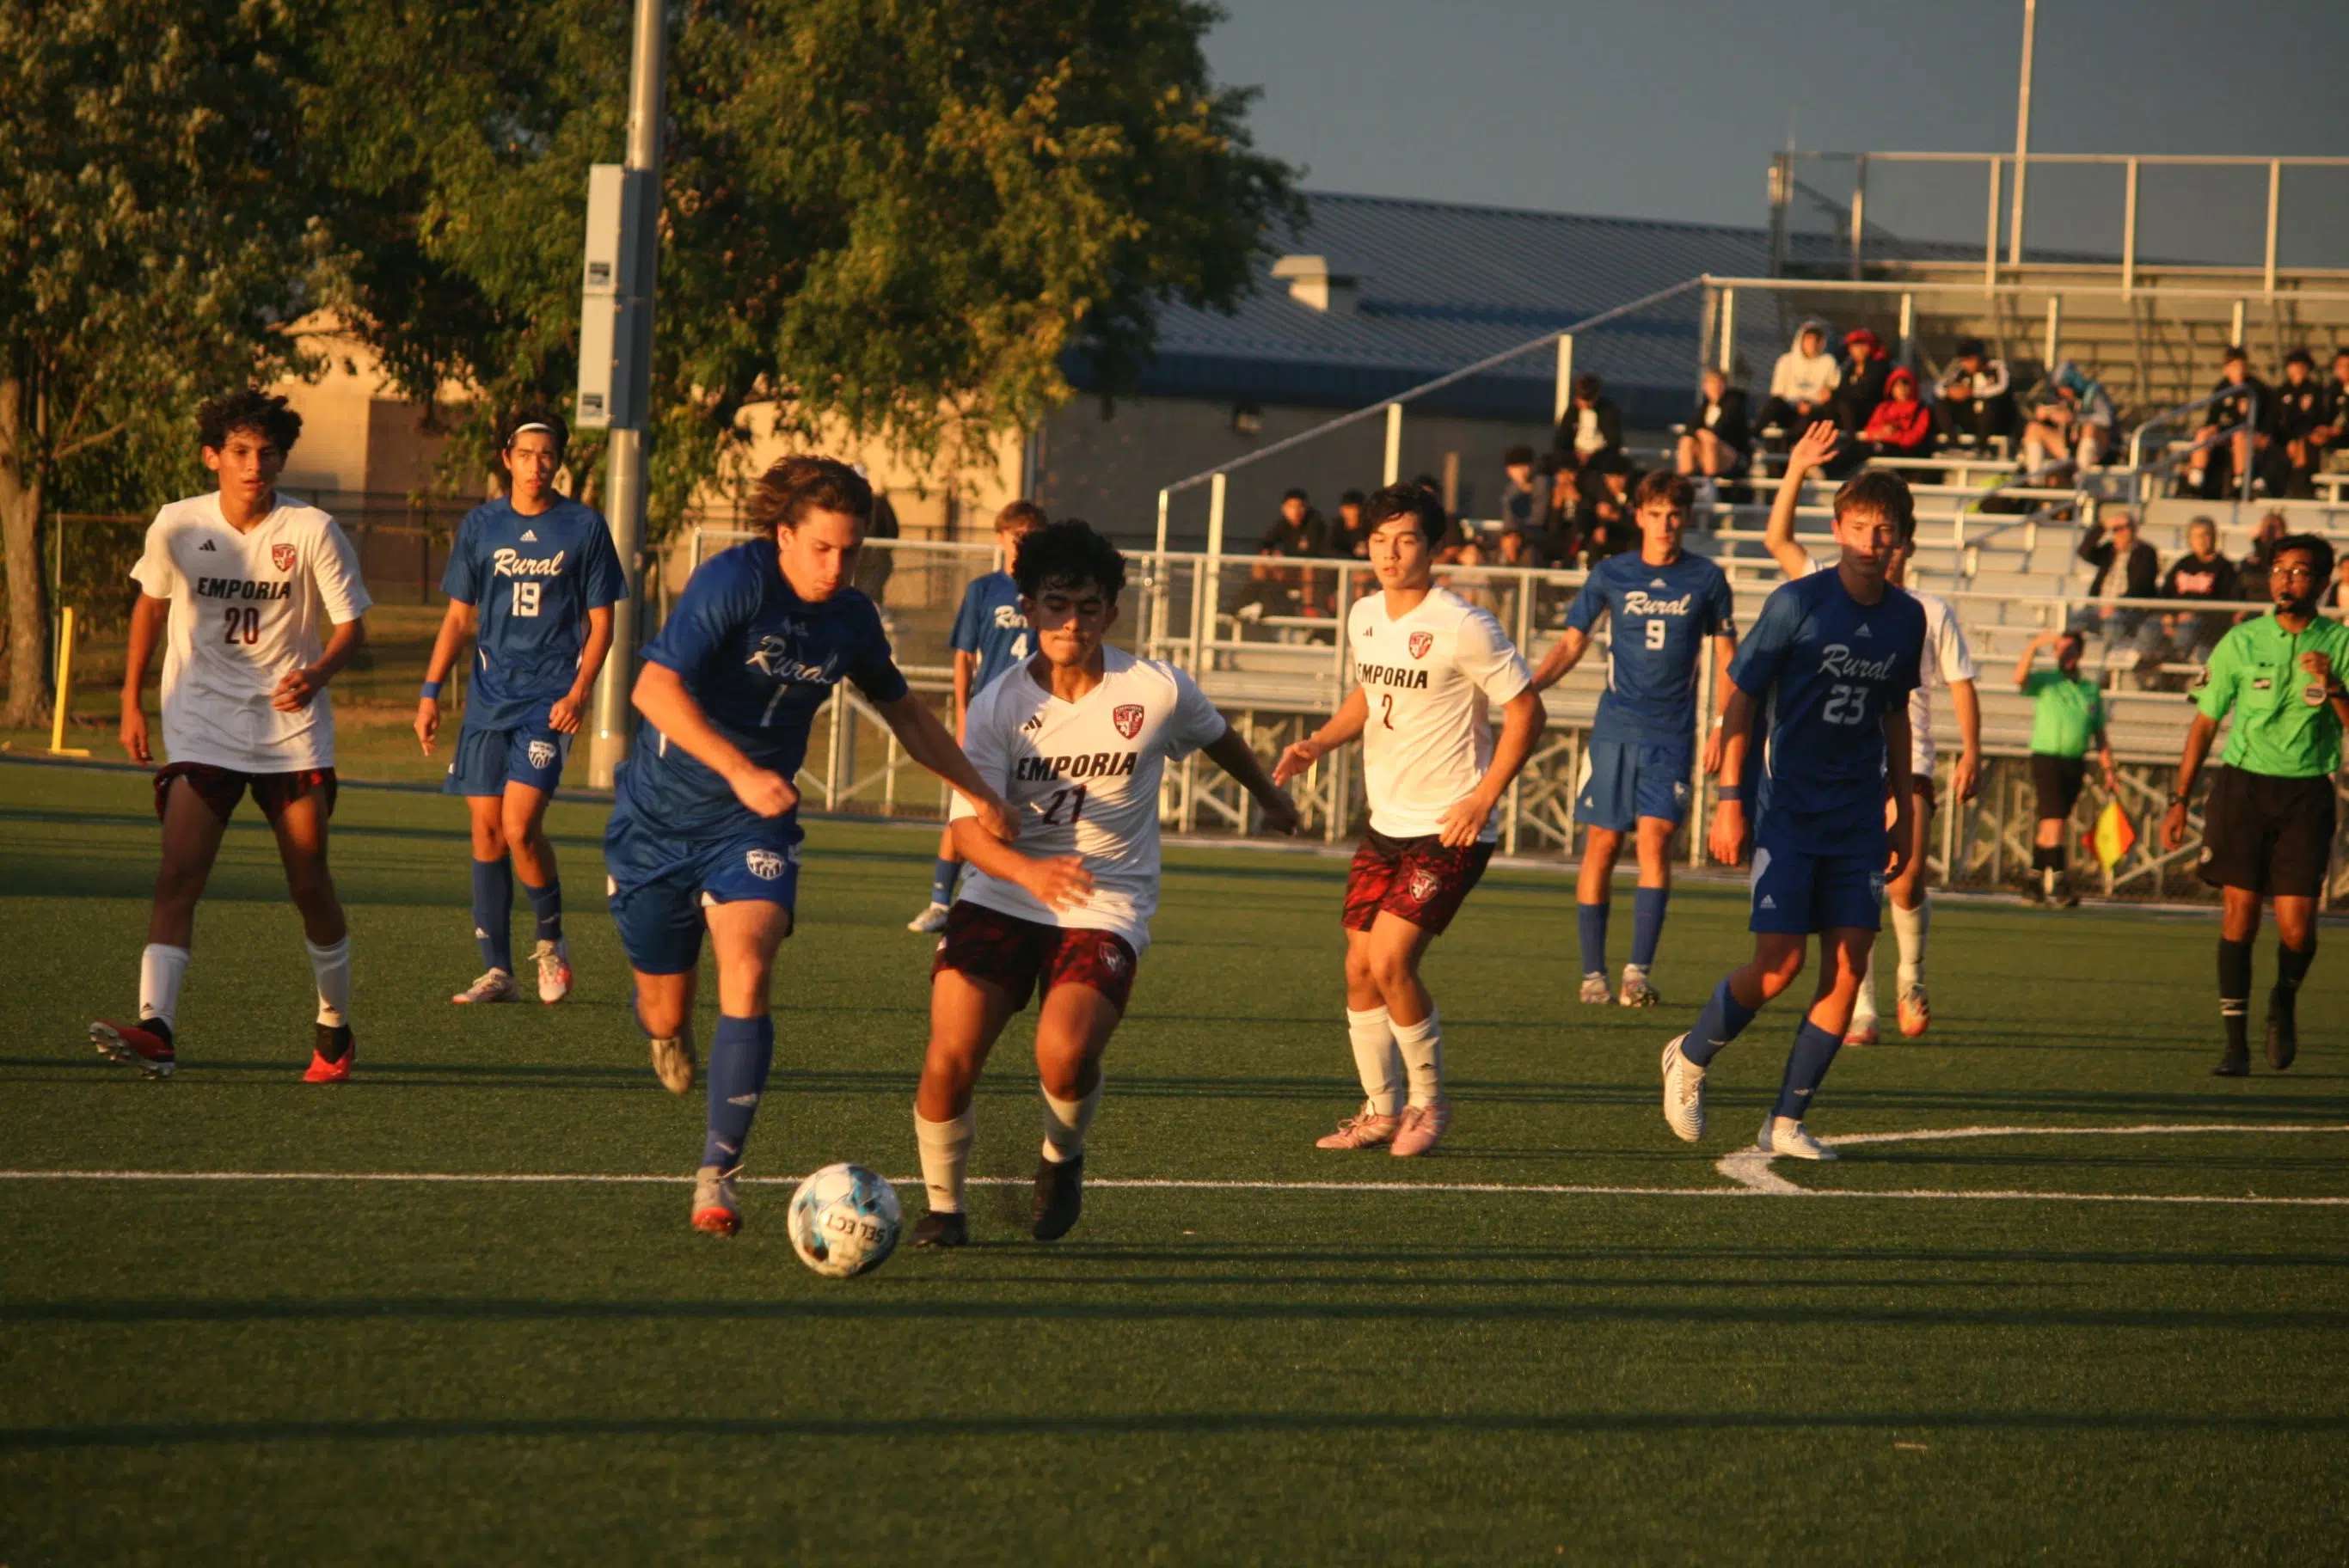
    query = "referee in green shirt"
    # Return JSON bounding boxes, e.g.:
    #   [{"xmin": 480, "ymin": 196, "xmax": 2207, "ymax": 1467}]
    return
[
  {"xmin": 2162, "ymin": 533, "xmax": 2349, "ymax": 1075},
  {"xmin": 2013, "ymin": 630, "xmax": 2117, "ymax": 905}
]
